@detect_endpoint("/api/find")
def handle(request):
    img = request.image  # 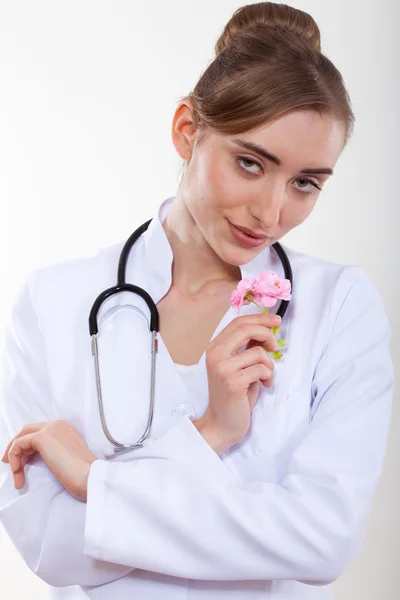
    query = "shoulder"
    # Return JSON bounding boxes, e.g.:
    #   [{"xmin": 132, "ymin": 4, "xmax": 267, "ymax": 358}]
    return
[
  {"xmin": 279, "ymin": 242, "xmax": 388, "ymax": 329},
  {"xmin": 280, "ymin": 242, "xmax": 355, "ymax": 278},
  {"xmin": 23, "ymin": 238, "xmax": 131, "ymax": 319},
  {"xmin": 279, "ymin": 241, "xmax": 374, "ymax": 289}
]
